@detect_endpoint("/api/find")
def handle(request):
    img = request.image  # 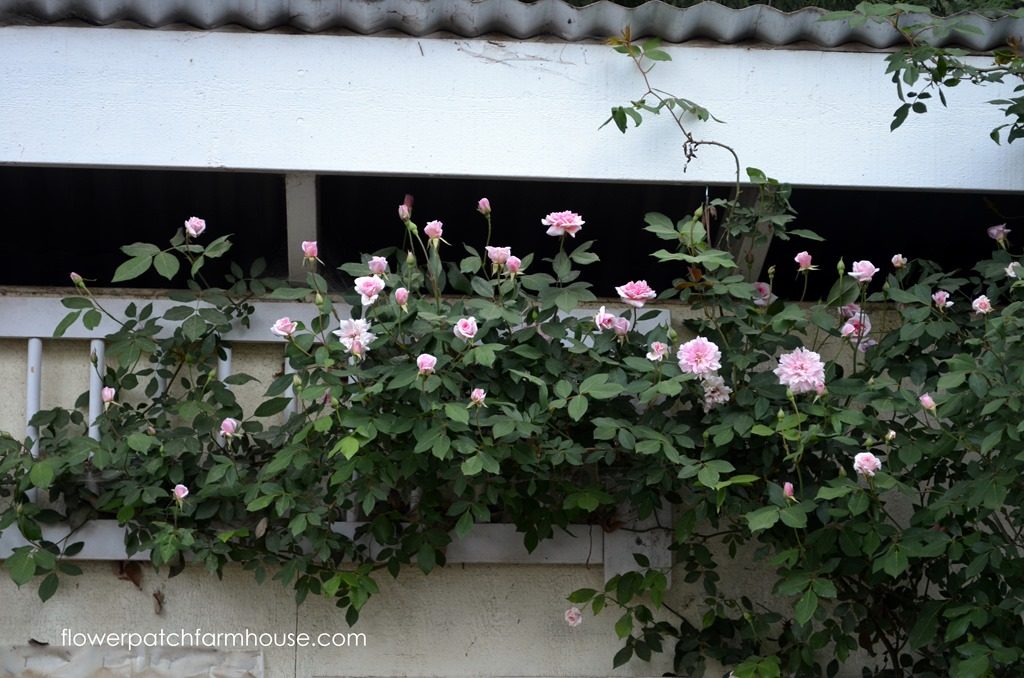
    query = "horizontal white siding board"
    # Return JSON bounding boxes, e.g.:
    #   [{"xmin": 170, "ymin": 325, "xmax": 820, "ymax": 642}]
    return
[{"xmin": 0, "ymin": 26, "xmax": 1020, "ymax": 192}]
